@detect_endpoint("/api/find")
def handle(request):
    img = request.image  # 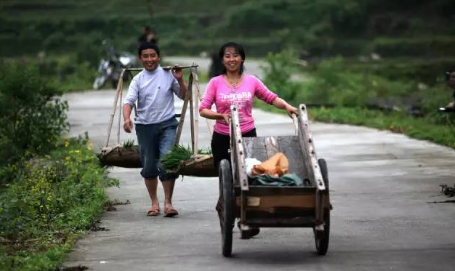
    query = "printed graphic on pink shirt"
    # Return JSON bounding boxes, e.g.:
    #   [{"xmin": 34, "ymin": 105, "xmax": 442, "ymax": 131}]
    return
[
  {"xmin": 218, "ymin": 90, "xmax": 252, "ymax": 122},
  {"xmin": 199, "ymin": 74, "xmax": 277, "ymax": 135}
]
